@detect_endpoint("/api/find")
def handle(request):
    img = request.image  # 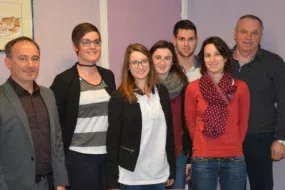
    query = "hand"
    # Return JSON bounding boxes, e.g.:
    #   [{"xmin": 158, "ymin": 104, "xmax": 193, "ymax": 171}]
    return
[
  {"xmin": 56, "ymin": 186, "xmax": 66, "ymax": 190},
  {"xmin": 166, "ymin": 179, "xmax": 175, "ymax": 187},
  {"xmin": 271, "ymin": 141, "xmax": 285, "ymax": 161},
  {"xmin": 185, "ymin": 163, "xmax": 191, "ymax": 182}
]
